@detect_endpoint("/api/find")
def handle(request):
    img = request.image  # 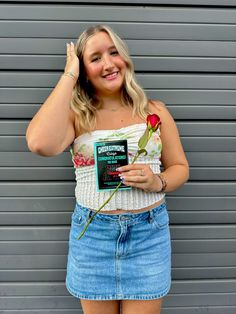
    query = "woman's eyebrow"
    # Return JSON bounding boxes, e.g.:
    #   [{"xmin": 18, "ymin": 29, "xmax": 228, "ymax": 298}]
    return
[{"xmin": 89, "ymin": 45, "xmax": 116, "ymax": 58}]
